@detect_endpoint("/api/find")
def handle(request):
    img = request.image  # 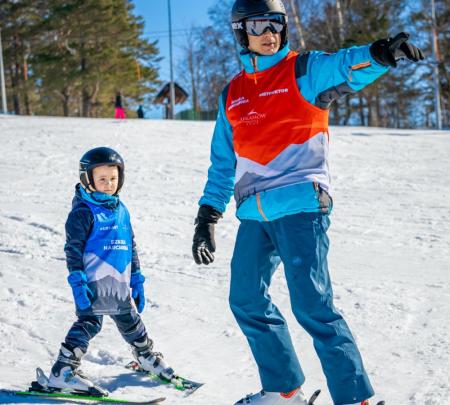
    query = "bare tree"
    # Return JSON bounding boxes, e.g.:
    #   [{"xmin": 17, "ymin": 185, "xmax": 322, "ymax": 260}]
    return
[
  {"xmin": 179, "ymin": 27, "xmax": 202, "ymax": 115},
  {"xmin": 287, "ymin": 0, "xmax": 306, "ymax": 49}
]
